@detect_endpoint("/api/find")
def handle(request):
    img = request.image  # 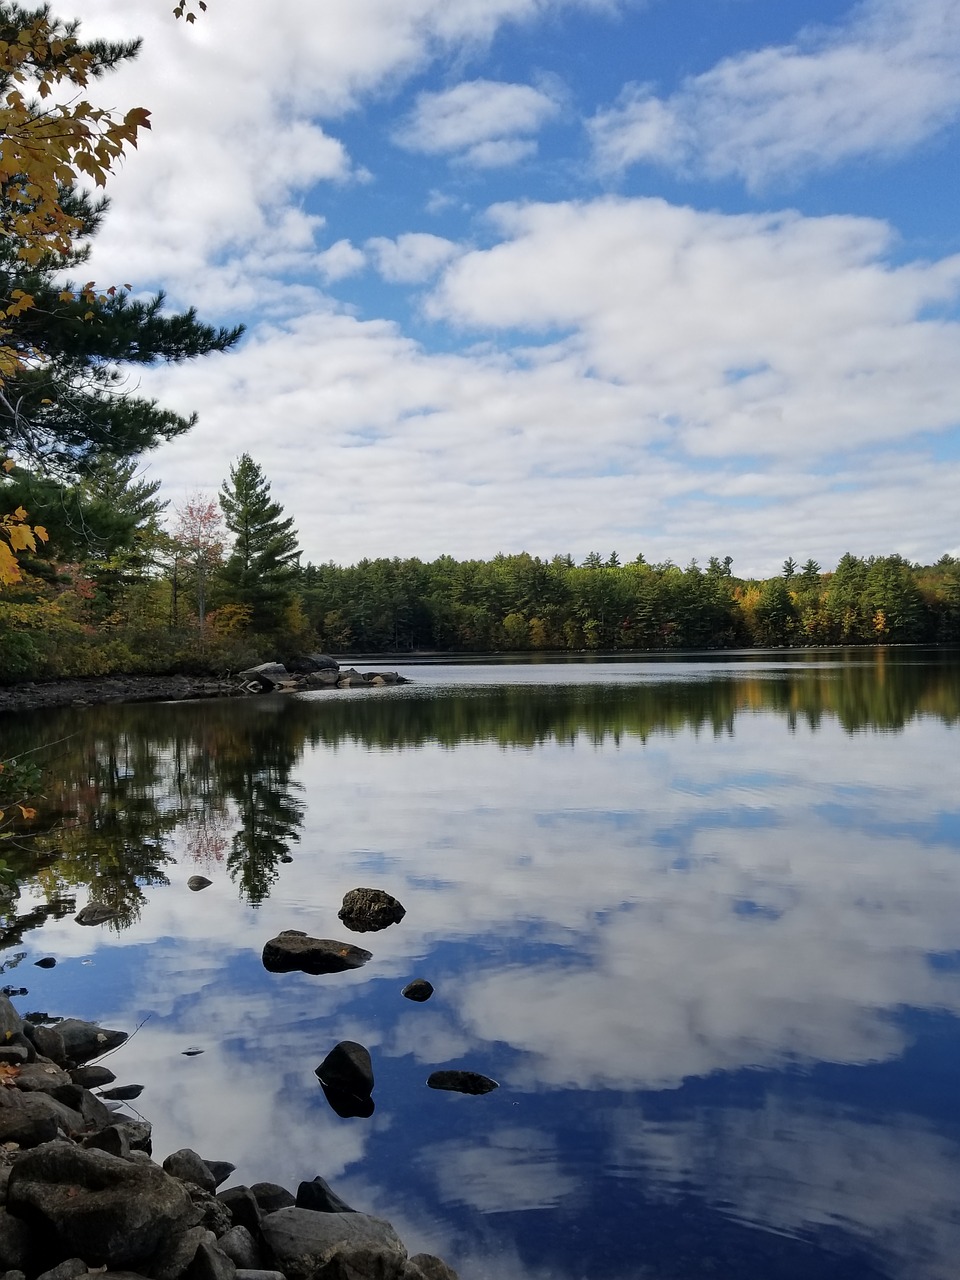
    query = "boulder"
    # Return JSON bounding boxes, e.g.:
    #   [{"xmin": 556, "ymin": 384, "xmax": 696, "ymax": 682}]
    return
[
  {"xmin": 203, "ymin": 1162, "xmax": 236, "ymax": 1190},
  {"xmin": 0, "ymin": 1206, "xmax": 33, "ymax": 1271},
  {"xmin": 33, "ymin": 958, "xmax": 56, "ymax": 970},
  {"xmin": 34, "ymin": 1259, "xmax": 87, "ymax": 1280},
  {"xmin": 55, "ymin": 1019, "xmax": 128, "ymax": 1064},
  {"xmin": 249, "ymin": 1184, "xmax": 295, "ymax": 1216},
  {"xmin": 0, "ymin": 1092, "xmax": 83, "ymax": 1146},
  {"xmin": 216, "ymin": 1226, "xmax": 260, "ymax": 1270},
  {"xmin": 314, "ymin": 1043, "xmax": 373, "ymax": 1101},
  {"xmin": 216, "ymin": 1187, "xmax": 260, "ymax": 1237},
  {"xmin": 426, "ymin": 1071, "xmax": 498, "ymax": 1096},
  {"xmin": 407, "ymin": 1257, "xmax": 459, "ymax": 1280},
  {"xmin": 338, "ymin": 889, "xmax": 406, "ymax": 934},
  {"xmin": 23, "ymin": 1024, "xmax": 66, "ymax": 1066},
  {"xmin": 187, "ymin": 877, "xmax": 212, "ymax": 892},
  {"xmin": 0, "ymin": 997, "xmax": 23, "ymax": 1039},
  {"xmin": 260, "ymin": 1208, "xmax": 406, "ymax": 1280},
  {"xmin": 237, "ymin": 664, "xmax": 288, "ymax": 691},
  {"xmin": 69, "ymin": 1066, "xmax": 116, "ymax": 1089},
  {"xmin": 74, "ymin": 904, "xmax": 117, "ymax": 927},
  {"xmin": 401, "ymin": 980, "xmax": 433, "ymax": 1003},
  {"xmin": 7, "ymin": 1142, "xmax": 200, "ymax": 1269},
  {"xmin": 305, "ymin": 654, "xmax": 340, "ymax": 671},
  {"xmin": 261, "ymin": 935, "xmax": 371, "ymax": 976},
  {"xmin": 11, "ymin": 1061, "xmax": 74, "ymax": 1098},
  {"xmin": 146, "ymin": 1224, "xmax": 211, "ymax": 1280},
  {"xmin": 163, "ymin": 1150, "xmax": 218, "ymax": 1194},
  {"xmin": 100, "ymin": 1085, "xmax": 144, "ymax": 1102},
  {"xmin": 295, "ymin": 1177, "xmax": 355, "ymax": 1214},
  {"xmin": 186, "ymin": 1239, "xmax": 236, "ymax": 1280}
]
